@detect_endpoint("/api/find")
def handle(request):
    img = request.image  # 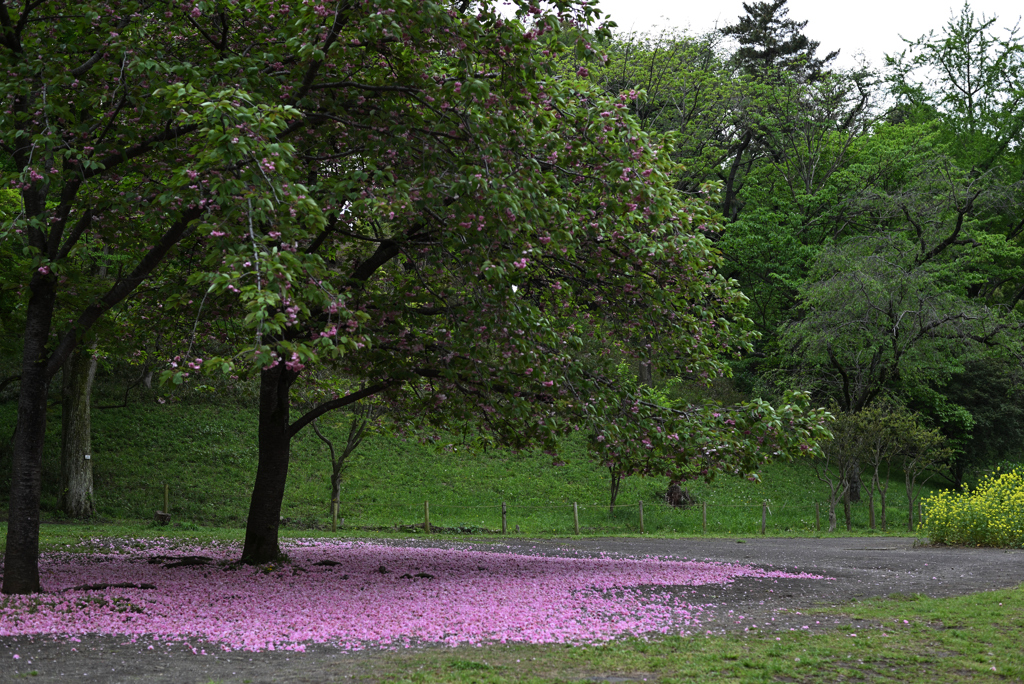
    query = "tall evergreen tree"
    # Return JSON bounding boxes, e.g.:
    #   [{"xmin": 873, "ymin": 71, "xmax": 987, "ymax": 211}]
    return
[{"xmin": 722, "ymin": 0, "xmax": 839, "ymax": 79}]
